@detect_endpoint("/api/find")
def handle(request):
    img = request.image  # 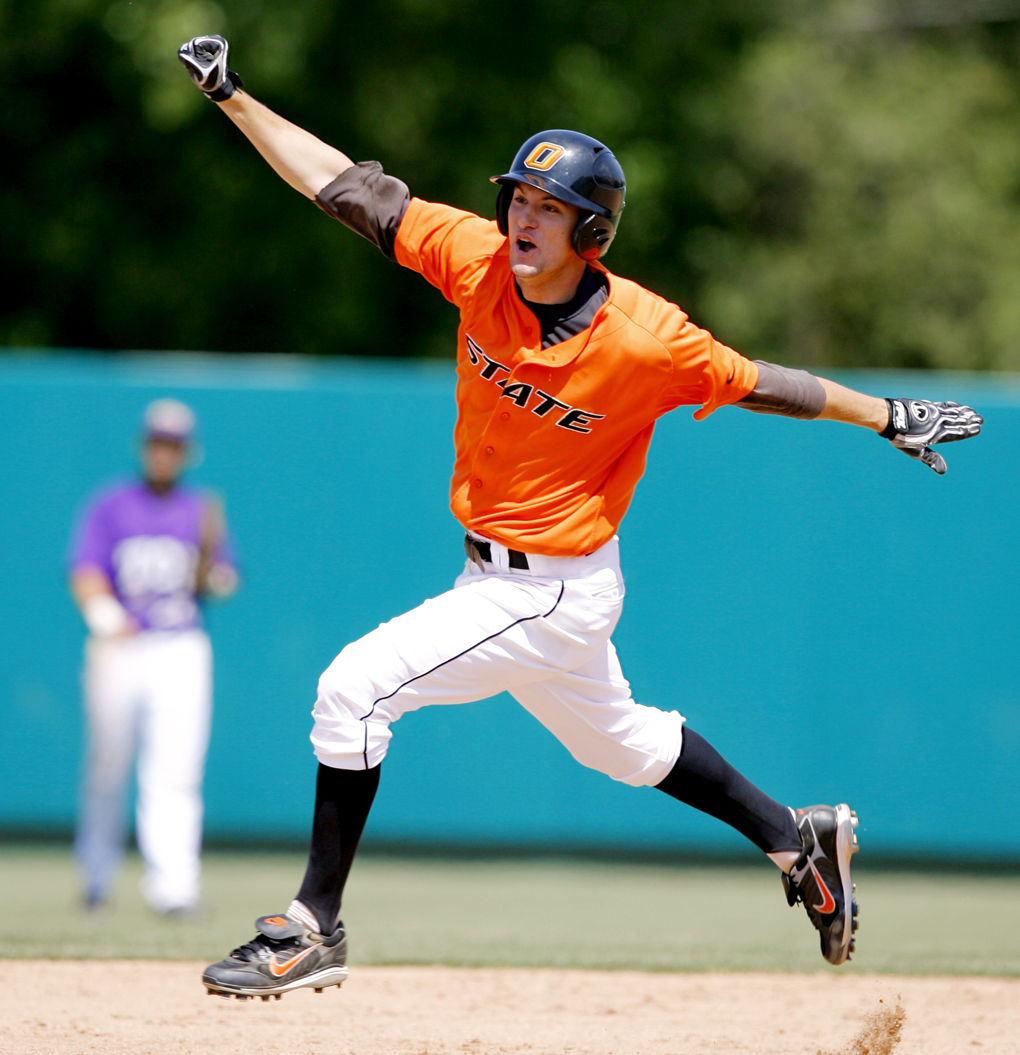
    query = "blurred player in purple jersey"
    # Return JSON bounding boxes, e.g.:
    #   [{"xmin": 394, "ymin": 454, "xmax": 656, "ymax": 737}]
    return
[{"xmin": 68, "ymin": 399, "xmax": 240, "ymax": 916}]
